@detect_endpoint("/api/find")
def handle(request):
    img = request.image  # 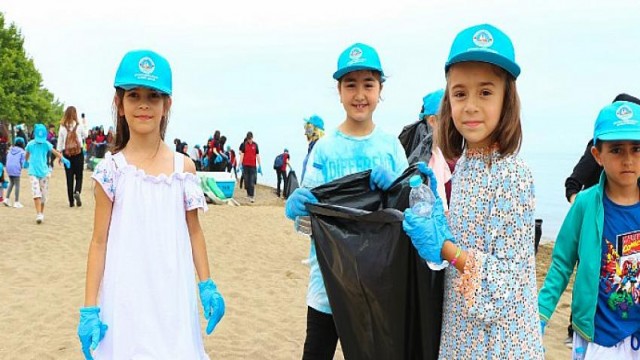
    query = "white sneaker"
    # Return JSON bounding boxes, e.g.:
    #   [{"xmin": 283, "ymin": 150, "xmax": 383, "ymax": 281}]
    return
[
  {"xmin": 36, "ymin": 213, "xmax": 44, "ymax": 224},
  {"xmin": 2, "ymin": 199, "xmax": 10, "ymax": 207},
  {"xmin": 250, "ymin": 197, "xmax": 255, "ymax": 203},
  {"xmin": 13, "ymin": 202, "xmax": 23, "ymax": 208},
  {"xmin": 564, "ymin": 335, "xmax": 573, "ymax": 349}
]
